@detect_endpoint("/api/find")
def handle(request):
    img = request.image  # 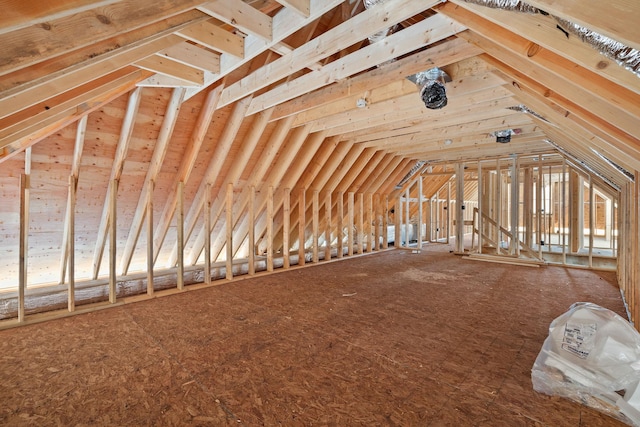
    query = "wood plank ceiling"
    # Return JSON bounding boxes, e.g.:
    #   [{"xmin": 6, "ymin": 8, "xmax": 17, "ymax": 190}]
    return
[{"xmin": 0, "ymin": 0, "xmax": 639, "ymax": 290}]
